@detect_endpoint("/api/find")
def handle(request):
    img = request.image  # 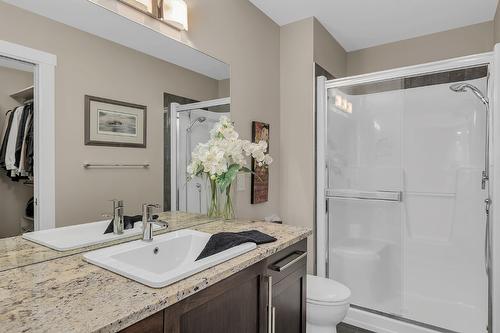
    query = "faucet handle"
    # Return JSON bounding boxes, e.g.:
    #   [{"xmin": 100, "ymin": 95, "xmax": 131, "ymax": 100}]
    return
[
  {"xmin": 110, "ymin": 199, "xmax": 124, "ymax": 210},
  {"xmin": 142, "ymin": 203, "xmax": 160, "ymax": 219}
]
